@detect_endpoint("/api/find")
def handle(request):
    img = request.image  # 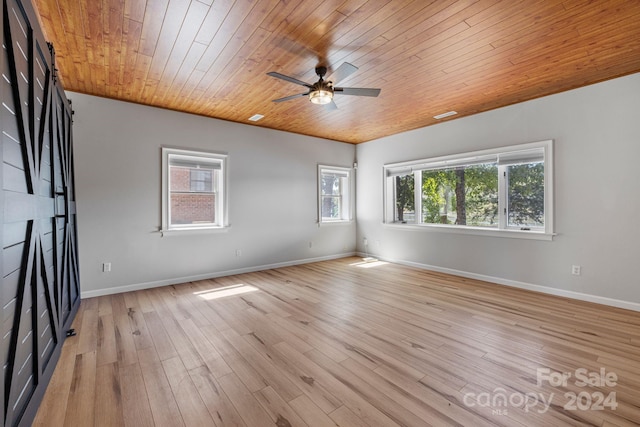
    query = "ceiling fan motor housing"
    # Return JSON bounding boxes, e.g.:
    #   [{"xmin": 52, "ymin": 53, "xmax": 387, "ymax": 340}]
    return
[{"xmin": 315, "ymin": 65, "xmax": 328, "ymax": 78}]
